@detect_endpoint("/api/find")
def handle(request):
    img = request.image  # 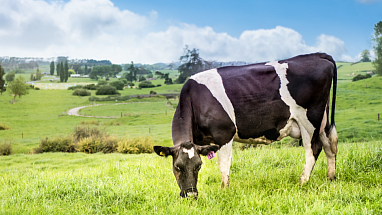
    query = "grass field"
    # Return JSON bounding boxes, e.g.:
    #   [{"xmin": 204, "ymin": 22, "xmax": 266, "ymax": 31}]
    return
[
  {"xmin": 0, "ymin": 141, "xmax": 381, "ymax": 214},
  {"xmin": 1, "ymin": 61, "xmax": 382, "ymax": 214}
]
